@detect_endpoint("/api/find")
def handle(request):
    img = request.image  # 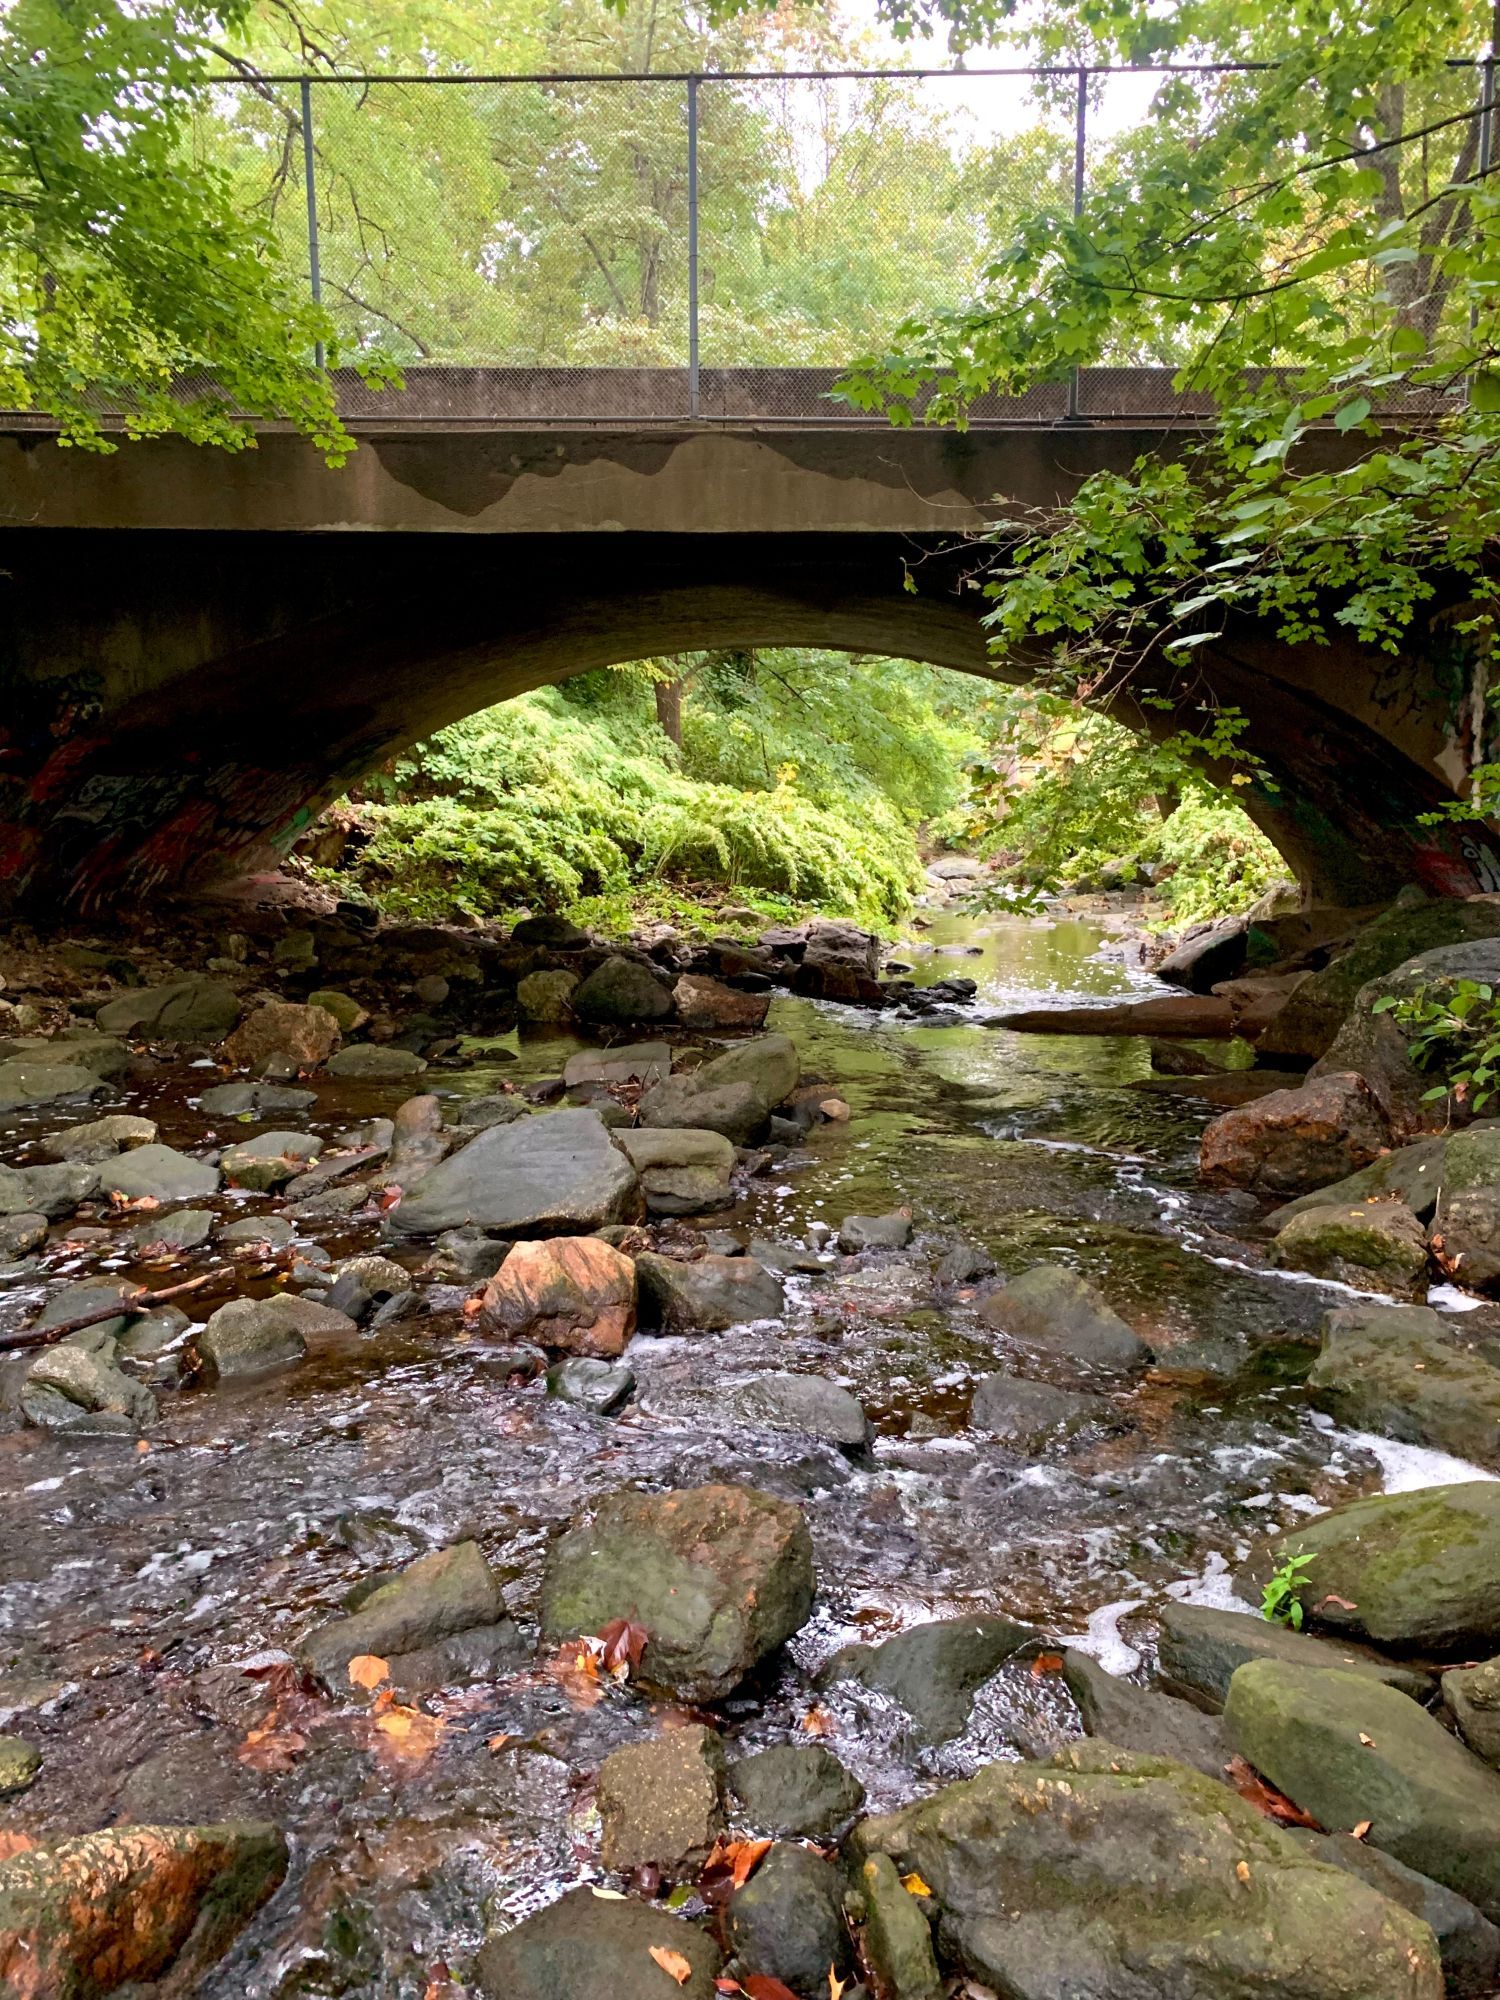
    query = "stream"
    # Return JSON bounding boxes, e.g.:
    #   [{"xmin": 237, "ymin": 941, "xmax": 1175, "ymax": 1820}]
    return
[{"xmin": 0, "ymin": 905, "xmax": 1488, "ymax": 1996}]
